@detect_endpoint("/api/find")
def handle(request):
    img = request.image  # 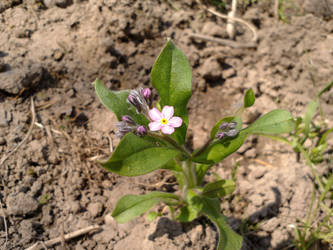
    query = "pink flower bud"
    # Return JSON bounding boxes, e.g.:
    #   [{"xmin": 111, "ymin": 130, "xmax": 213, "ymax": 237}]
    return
[
  {"xmin": 136, "ymin": 126, "xmax": 147, "ymax": 136},
  {"xmin": 141, "ymin": 88, "xmax": 151, "ymax": 100}
]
